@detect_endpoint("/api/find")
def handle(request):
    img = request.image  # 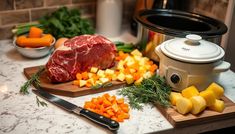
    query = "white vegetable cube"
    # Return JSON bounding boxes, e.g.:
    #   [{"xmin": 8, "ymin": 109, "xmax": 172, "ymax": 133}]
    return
[
  {"xmin": 111, "ymin": 74, "xmax": 117, "ymax": 81},
  {"xmin": 88, "ymin": 73, "xmax": 94, "ymax": 79},
  {"xmin": 143, "ymin": 71, "xmax": 152, "ymax": 79},
  {"xmin": 79, "ymin": 80, "xmax": 87, "ymax": 87},
  {"xmin": 134, "ymin": 77, "xmax": 143, "ymax": 85},
  {"xmin": 87, "ymin": 78, "xmax": 95, "ymax": 85},
  {"xmin": 125, "ymin": 74, "xmax": 134, "ymax": 84},
  {"xmin": 117, "ymin": 60, "xmax": 125, "ymax": 71},
  {"xmin": 133, "ymin": 55, "xmax": 142, "ymax": 61},
  {"xmin": 117, "ymin": 73, "xmax": 126, "ymax": 82},
  {"xmin": 105, "ymin": 69, "xmax": 115, "ymax": 75},
  {"xmin": 131, "ymin": 49, "xmax": 142, "ymax": 56},
  {"xmin": 95, "ymin": 80, "xmax": 102, "ymax": 85},
  {"xmin": 139, "ymin": 57, "xmax": 149, "ymax": 66},
  {"xmin": 99, "ymin": 77, "xmax": 110, "ymax": 84},
  {"xmin": 129, "ymin": 68, "xmax": 136, "ymax": 73},
  {"xmin": 90, "ymin": 67, "xmax": 98, "ymax": 73},
  {"xmin": 97, "ymin": 70, "xmax": 105, "ymax": 78}
]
